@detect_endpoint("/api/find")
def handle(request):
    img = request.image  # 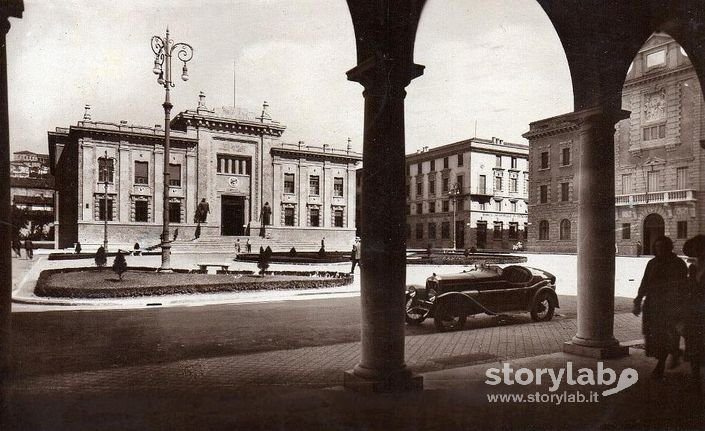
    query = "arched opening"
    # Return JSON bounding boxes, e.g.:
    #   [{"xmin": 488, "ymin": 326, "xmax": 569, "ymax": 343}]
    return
[
  {"xmin": 559, "ymin": 219, "xmax": 571, "ymax": 240},
  {"xmin": 539, "ymin": 220, "xmax": 549, "ymax": 240},
  {"xmin": 643, "ymin": 213, "xmax": 665, "ymax": 255}
]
